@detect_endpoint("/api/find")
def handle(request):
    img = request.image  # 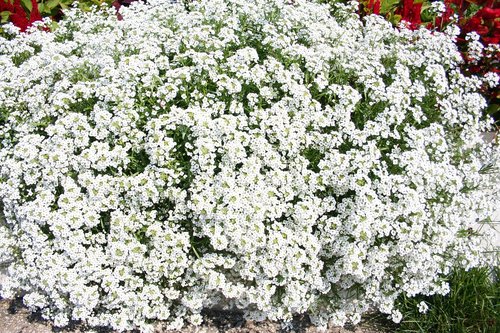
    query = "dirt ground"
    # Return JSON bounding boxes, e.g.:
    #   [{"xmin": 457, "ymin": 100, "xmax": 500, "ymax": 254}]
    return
[{"xmin": 0, "ymin": 298, "xmax": 389, "ymax": 333}]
